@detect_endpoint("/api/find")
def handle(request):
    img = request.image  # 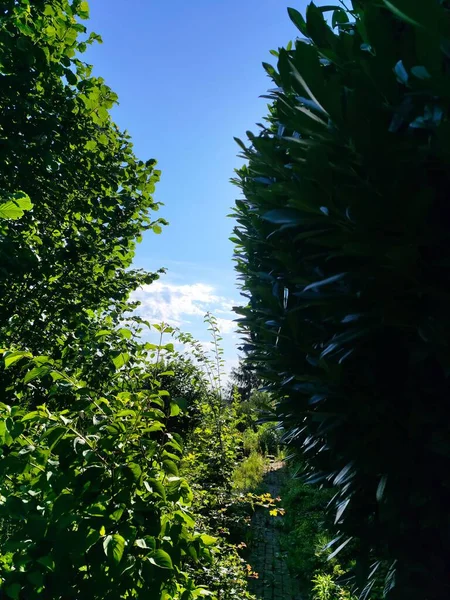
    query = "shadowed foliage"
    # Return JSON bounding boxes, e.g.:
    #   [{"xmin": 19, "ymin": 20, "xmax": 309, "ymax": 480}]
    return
[{"xmin": 232, "ymin": 1, "xmax": 450, "ymax": 598}]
